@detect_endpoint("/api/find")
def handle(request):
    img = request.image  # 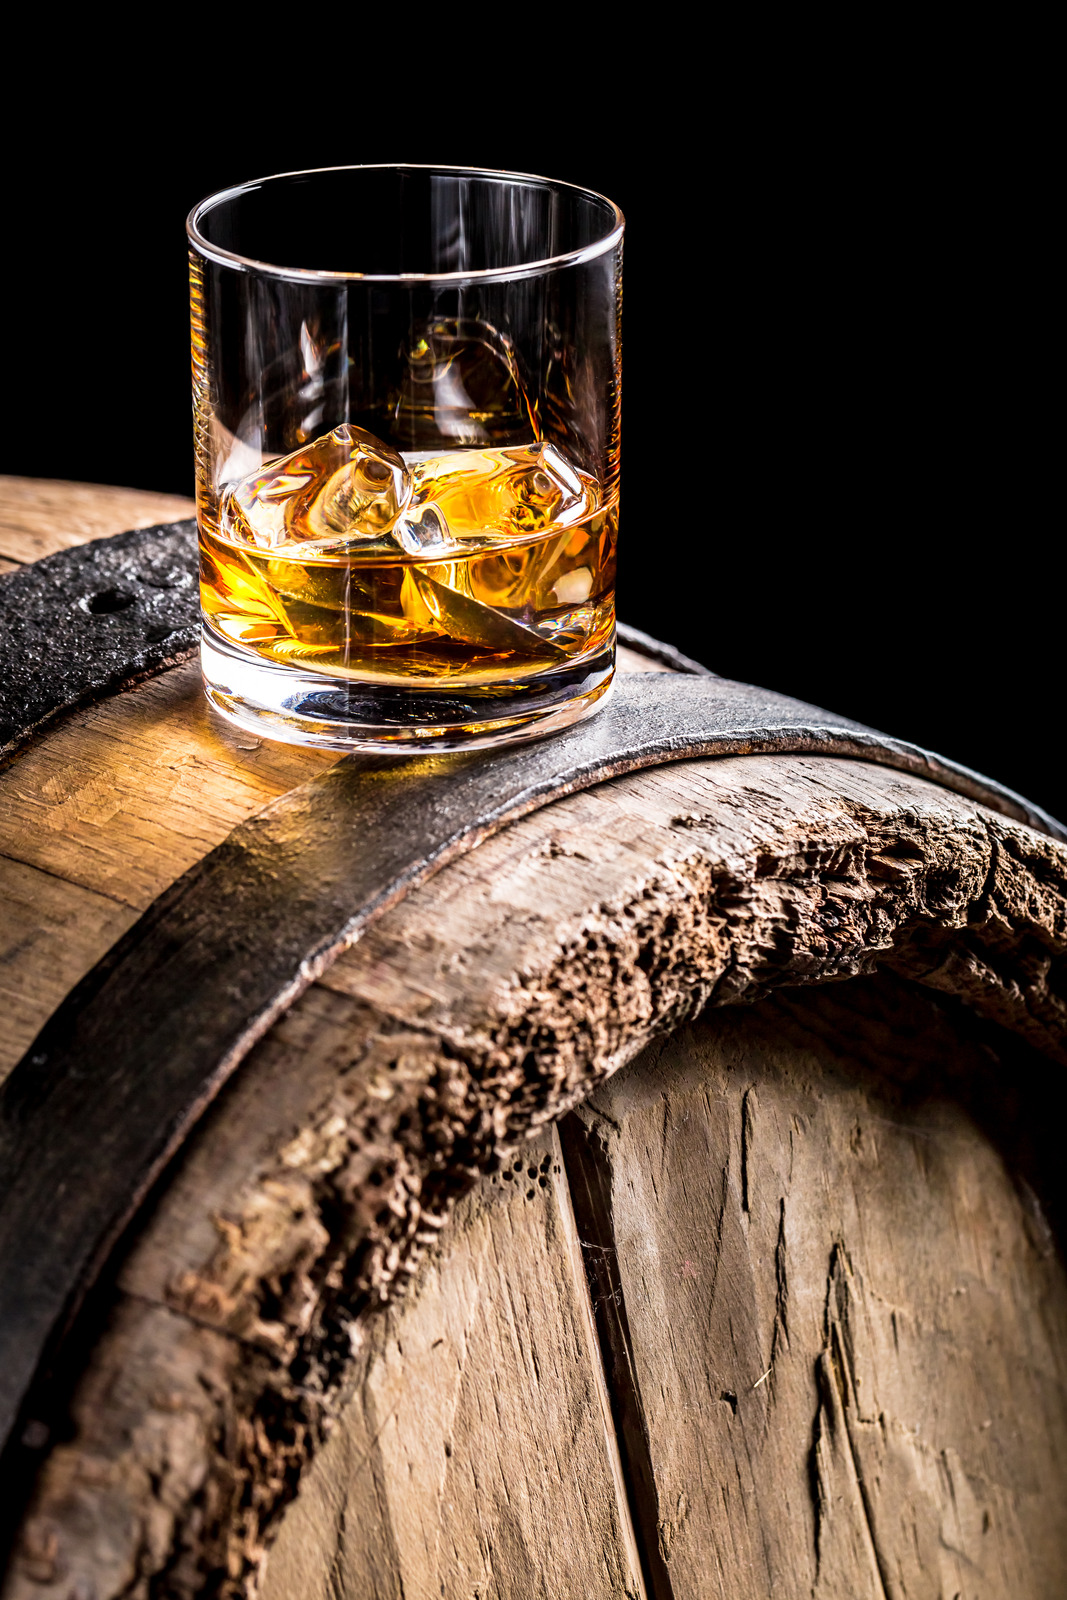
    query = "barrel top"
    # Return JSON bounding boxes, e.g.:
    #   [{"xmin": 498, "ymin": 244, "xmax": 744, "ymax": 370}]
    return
[{"xmin": 3, "ymin": 477, "xmax": 1067, "ymax": 1592}]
